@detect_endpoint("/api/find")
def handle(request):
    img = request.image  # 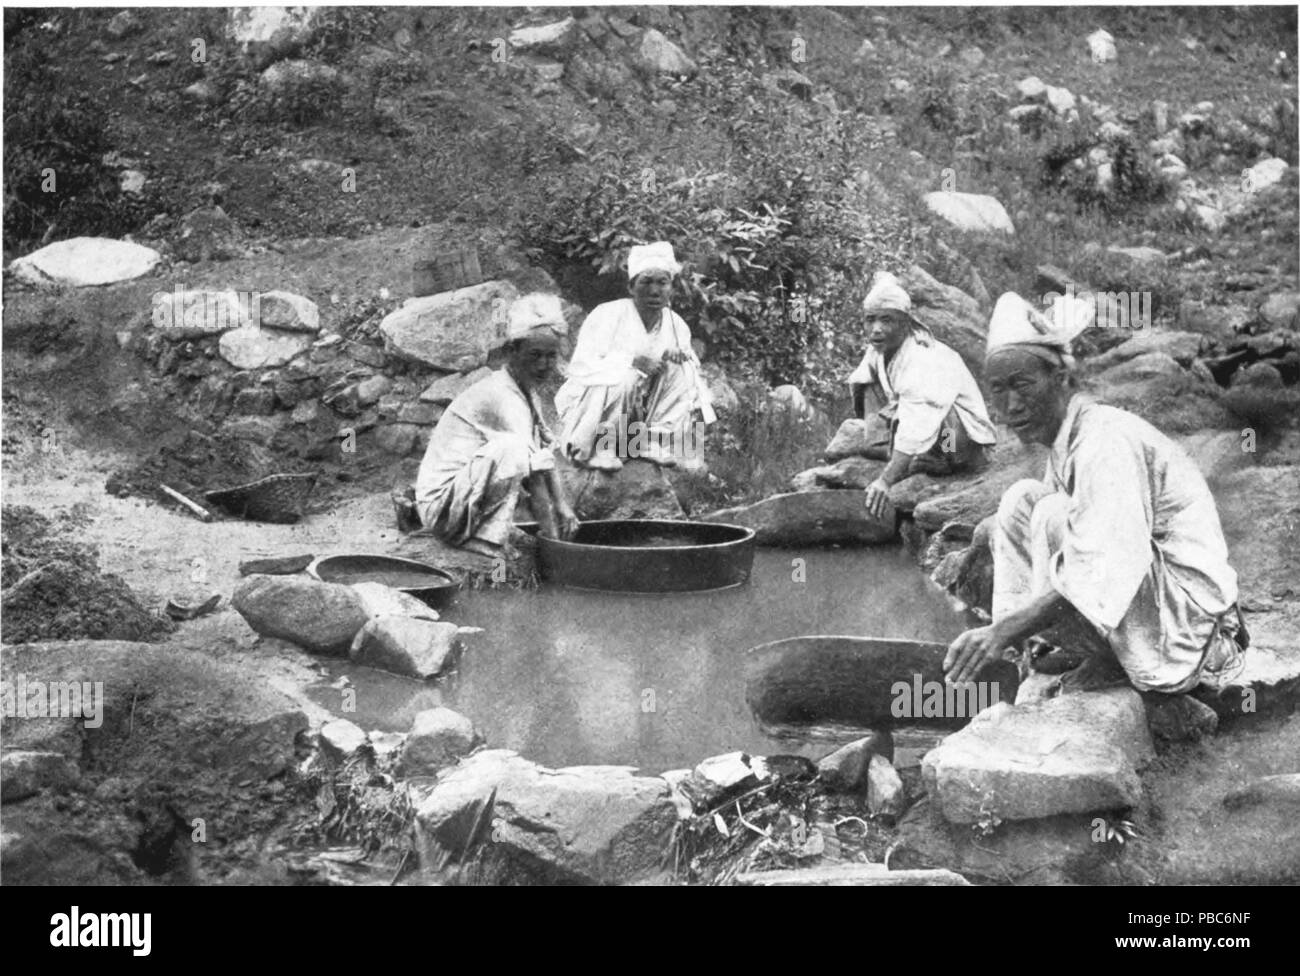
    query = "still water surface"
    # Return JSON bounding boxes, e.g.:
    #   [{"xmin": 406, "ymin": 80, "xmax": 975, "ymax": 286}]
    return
[{"xmin": 307, "ymin": 547, "xmax": 966, "ymax": 773}]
